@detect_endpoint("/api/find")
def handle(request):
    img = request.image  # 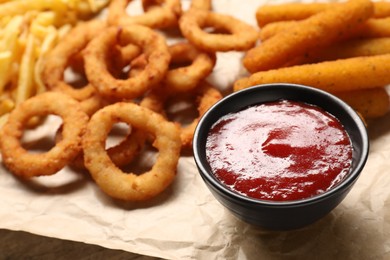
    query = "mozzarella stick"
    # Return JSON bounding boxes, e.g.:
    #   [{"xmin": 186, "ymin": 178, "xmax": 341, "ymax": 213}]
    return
[
  {"xmin": 286, "ymin": 37, "xmax": 390, "ymax": 66},
  {"xmin": 260, "ymin": 17, "xmax": 390, "ymax": 41},
  {"xmin": 256, "ymin": 3, "xmax": 332, "ymax": 27},
  {"xmin": 259, "ymin": 20, "xmax": 297, "ymax": 41},
  {"xmin": 235, "ymin": 54, "xmax": 390, "ymax": 93},
  {"xmin": 353, "ymin": 16, "xmax": 390, "ymax": 38},
  {"xmin": 243, "ymin": 0, "xmax": 374, "ymax": 73},
  {"xmin": 256, "ymin": 1, "xmax": 390, "ymax": 27},
  {"xmin": 334, "ymin": 88, "xmax": 390, "ymax": 119}
]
